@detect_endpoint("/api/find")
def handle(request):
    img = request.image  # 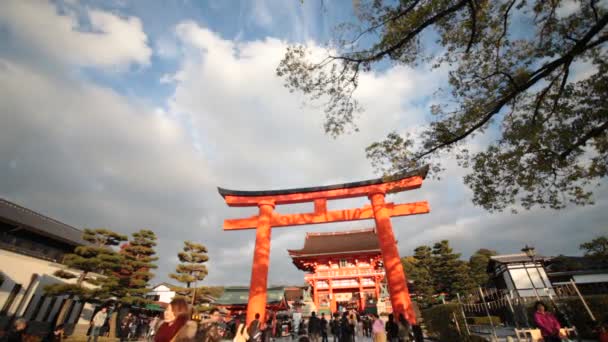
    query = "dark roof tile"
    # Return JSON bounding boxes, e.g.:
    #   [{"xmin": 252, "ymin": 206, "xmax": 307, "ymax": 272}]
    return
[{"xmin": 0, "ymin": 199, "xmax": 85, "ymax": 246}]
